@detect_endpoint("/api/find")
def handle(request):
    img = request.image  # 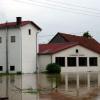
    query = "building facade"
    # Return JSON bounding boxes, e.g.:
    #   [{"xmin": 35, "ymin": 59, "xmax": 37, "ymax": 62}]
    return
[
  {"xmin": 0, "ymin": 17, "xmax": 41, "ymax": 73},
  {"xmin": 38, "ymin": 33, "xmax": 100, "ymax": 72}
]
